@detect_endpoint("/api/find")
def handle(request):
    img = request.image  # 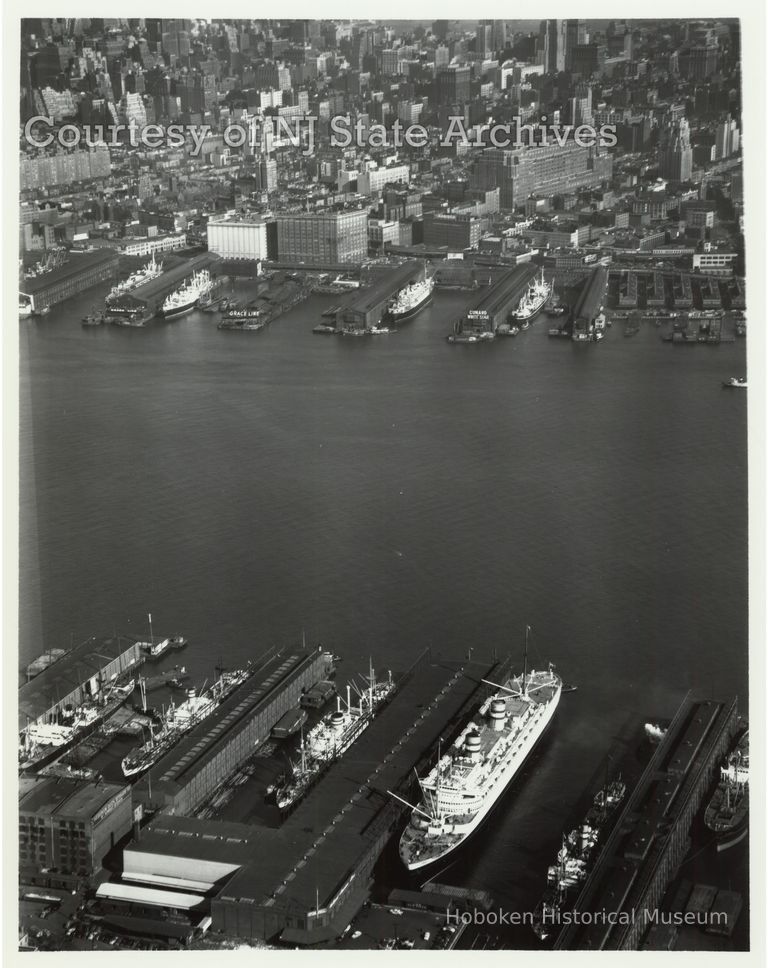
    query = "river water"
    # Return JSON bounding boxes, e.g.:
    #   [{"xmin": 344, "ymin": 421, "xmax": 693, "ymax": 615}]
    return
[{"xmin": 18, "ymin": 280, "xmax": 749, "ymax": 945}]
